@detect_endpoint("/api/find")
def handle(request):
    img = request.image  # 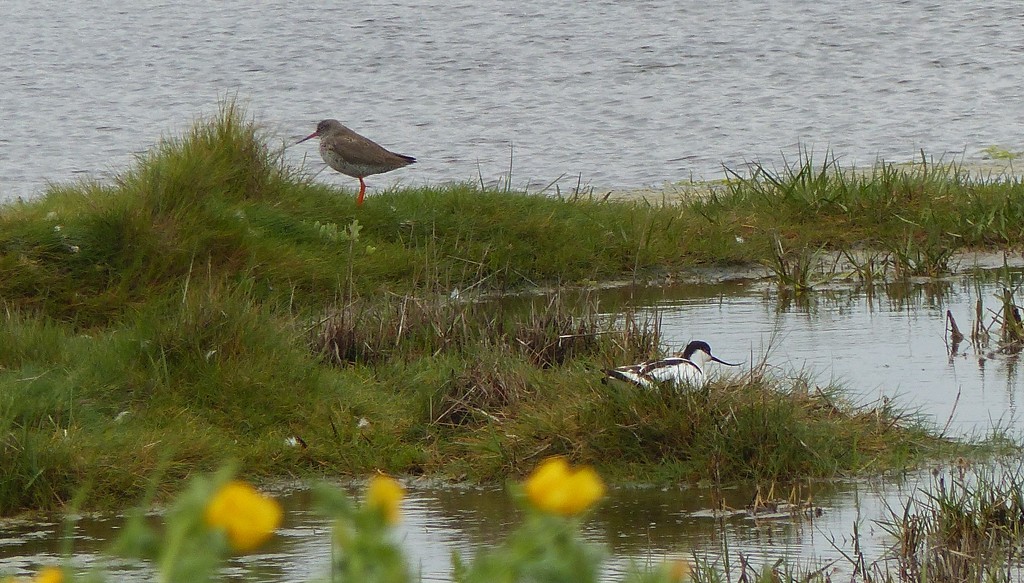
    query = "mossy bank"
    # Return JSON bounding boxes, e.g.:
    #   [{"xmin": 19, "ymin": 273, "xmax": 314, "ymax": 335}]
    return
[{"xmin": 2, "ymin": 105, "xmax": 1020, "ymax": 515}]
